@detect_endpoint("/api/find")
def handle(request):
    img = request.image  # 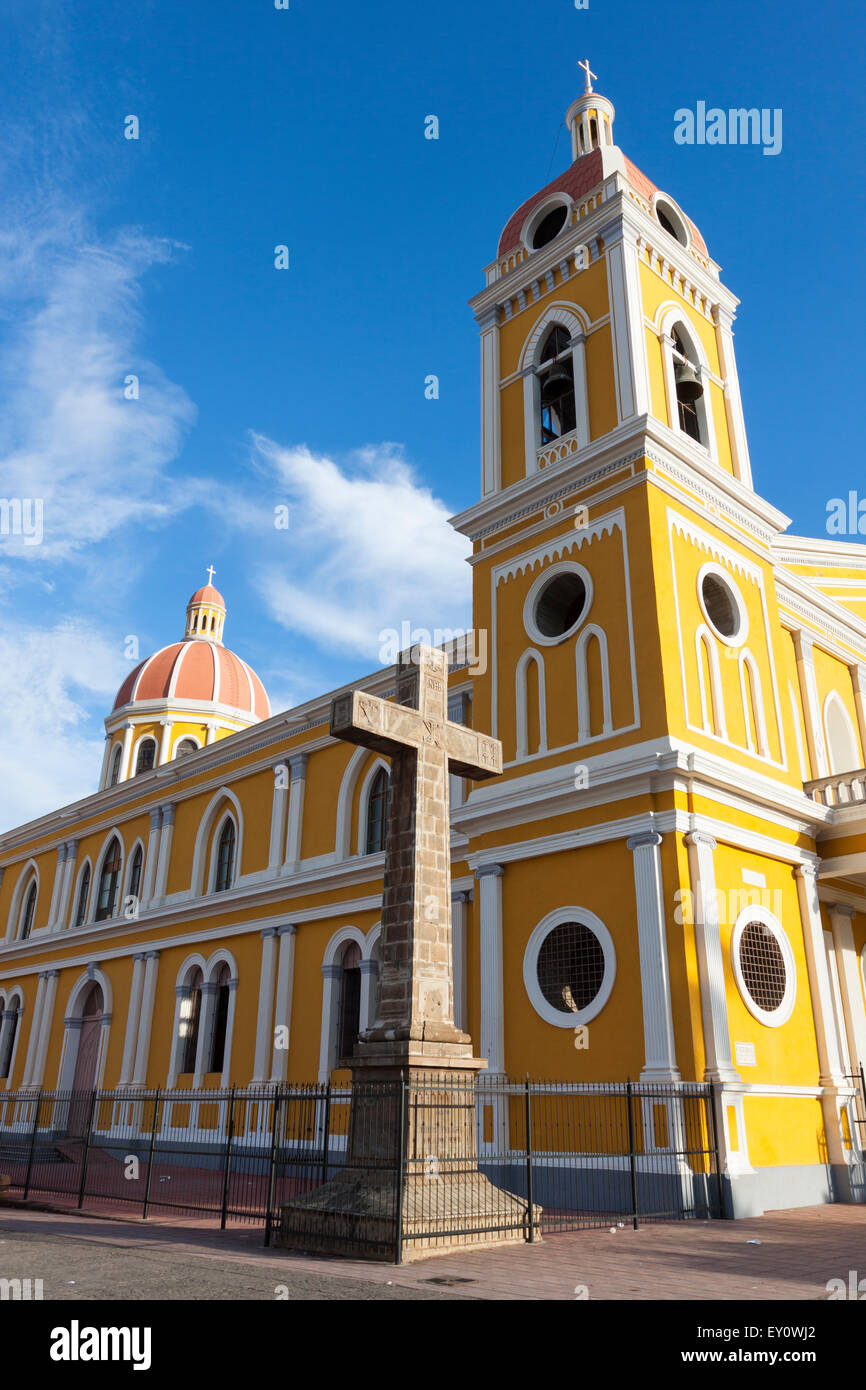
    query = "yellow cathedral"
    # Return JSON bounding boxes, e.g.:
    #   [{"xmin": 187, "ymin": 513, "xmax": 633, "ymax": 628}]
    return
[{"xmin": 2, "ymin": 75, "xmax": 866, "ymax": 1221}]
